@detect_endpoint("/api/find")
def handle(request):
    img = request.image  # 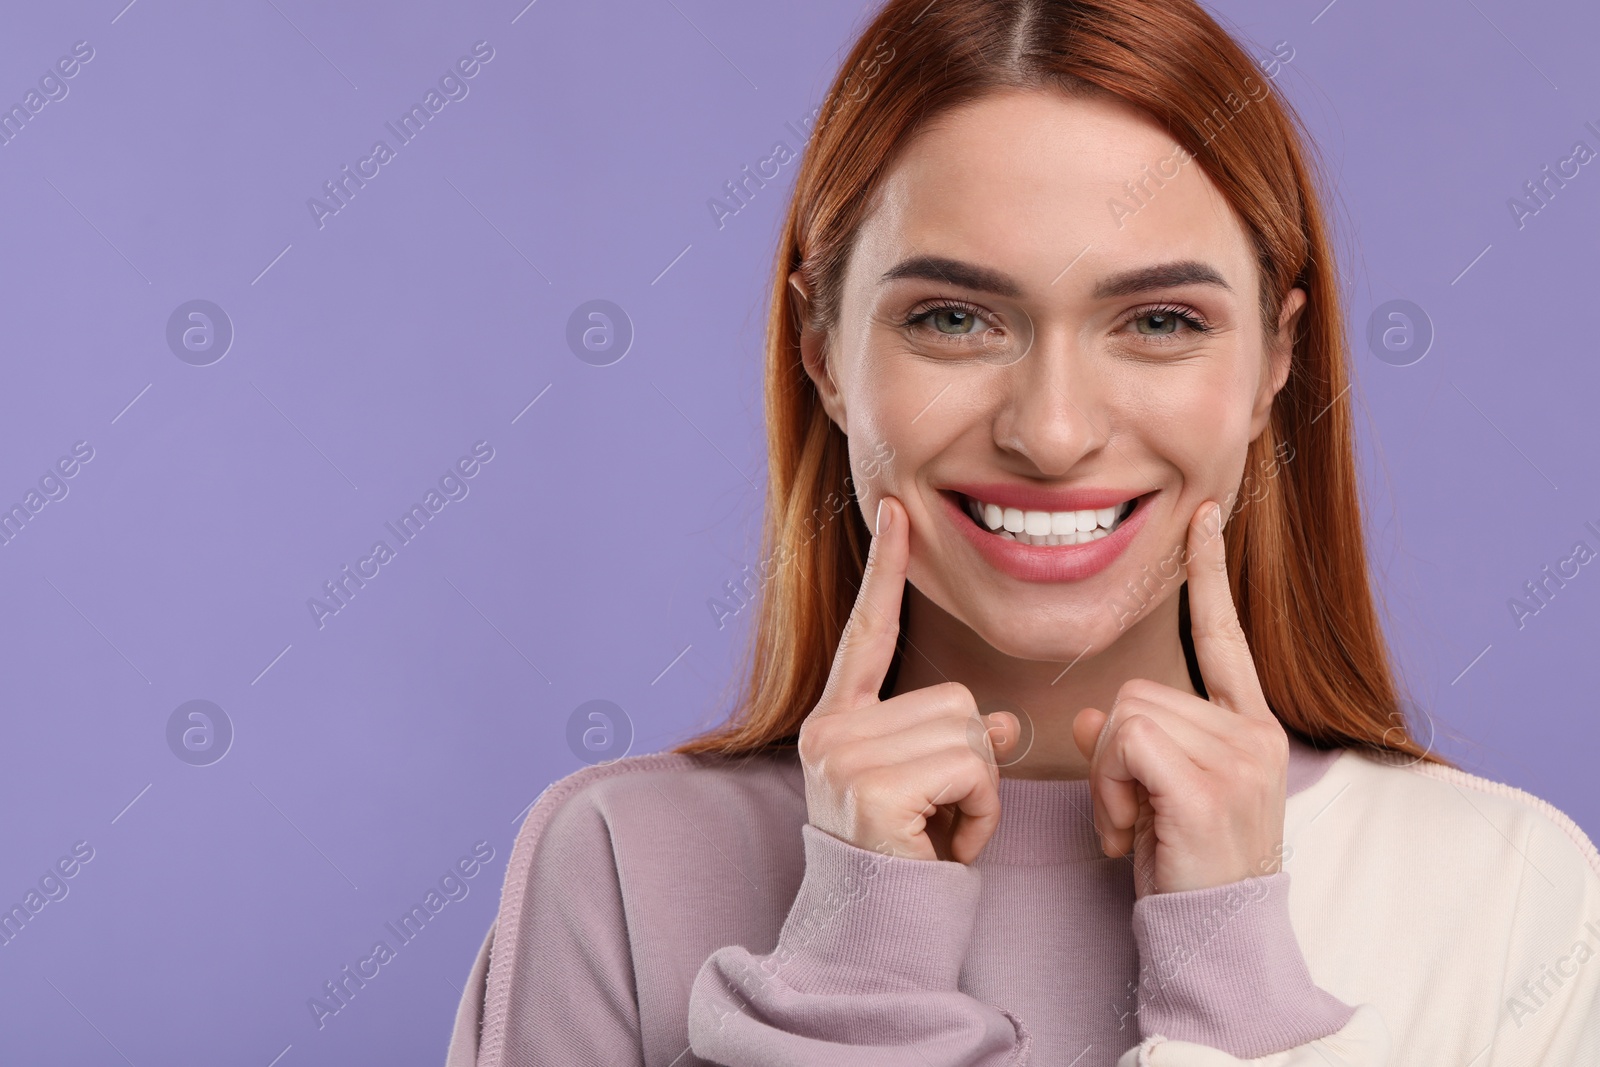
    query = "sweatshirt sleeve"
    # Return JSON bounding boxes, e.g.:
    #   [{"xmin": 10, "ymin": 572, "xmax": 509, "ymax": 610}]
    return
[
  {"xmin": 685, "ymin": 823, "xmax": 1031, "ymax": 1066},
  {"xmin": 1115, "ymin": 871, "xmax": 1388, "ymax": 1066},
  {"xmin": 445, "ymin": 924, "xmax": 494, "ymax": 1066},
  {"xmin": 453, "ymin": 776, "xmax": 647, "ymax": 1067},
  {"xmin": 1481, "ymin": 799, "xmax": 1600, "ymax": 1067}
]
